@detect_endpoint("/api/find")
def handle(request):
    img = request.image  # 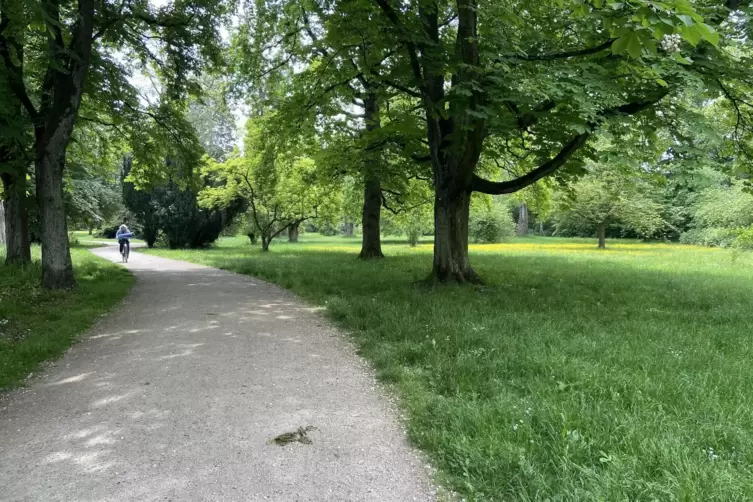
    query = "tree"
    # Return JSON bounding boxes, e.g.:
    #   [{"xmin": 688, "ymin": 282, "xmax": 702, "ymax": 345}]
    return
[
  {"xmin": 679, "ymin": 178, "xmax": 753, "ymax": 247},
  {"xmin": 186, "ymin": 77, "xmax": 238, "ymax": 162},
  {"xmin": 0, "ymin": 0, "xmax": 225, "ymax": 288},
  {"xmin": 381, "ymin": 177, "xmax": 433, "ymax": 246},
  {"xmin": 122, "ymin": 156, "xmax": 158, "ymax": 247},
  {"xmin": 200, "ymin": 118, "xmax": 333, "ymax": 251},
  {"xmin": 552, "ymin": 170, "xmax": 668, "ymax": 248},
  {"xmin": 0, "ymin": 143, "xmax": 31, "ymax": 265},
  {"xmin": 64, "ymin": 119, "xmax": 124, "ymax": 233},
  {"xmin": 363, "ymin": 0, "xmax": 745, "ymax": 283},
  {"xmin": 124, "ymin": 154, "xmax": 244, "ymax": 249},
  {"xmin": 232, "ymin": 0, "xmax": 429, "ymax": 259},
  {"xmin": 0, "ymin": 5, "xmax": 31, "ymax": 265},
  {"xmin": 469, "ymin": 195, "xmax": 517, "ymax": 244}
]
